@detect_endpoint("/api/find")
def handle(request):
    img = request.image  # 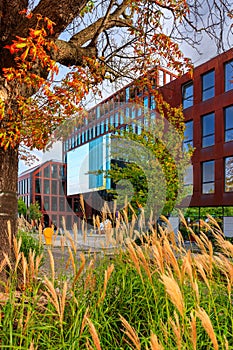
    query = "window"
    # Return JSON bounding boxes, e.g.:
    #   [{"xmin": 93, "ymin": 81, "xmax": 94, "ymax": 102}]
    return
[
  {"xmin": 144, "ymin": 96, "xmax": 148, "ymax": 109},
  {"xmin": 52, "ymin": 197, "xmax": 57, "ymax": 211},
  {"xmin": 184, "ymin": 120, "xmax": 193, "ymax": 150},
  {"xmin": 52, "ymin": 180, "xmax": 57, "ymax": 195},
  {"xmin": 182, "ymin": 82, "xmax": 193, "ymax": 109},
  {"xmin": 202, "ymin": 70, "xmax": 215, "ymax": 101},
  {"xmin": 51, "ymin": 164, "xmax": 57, "ymax": 178},
  {"xmin": 225, "ymin": 157, "xmax": 233, "ymax": 192},
  {"xmin": 150, "ymin": 95, "xmax": 156, "ymax": 110},
  {"xmin": 44, "ymin": 166, "xmax": 50, "ymax": 178},
  {"xmin": 35, "ymin": 178, "xmax": 41, "ymax": 193},
  {"xmin": 202, "ymin": 112, "xmax": 215, "ymax": 147},
  {"xmin": 202, "ymin": 160, "xmax": 215, "ymax": 194},
  {"xmin": 225, "ymin": 105, "xmax": 233, "ymax": 142},
  {"xmin": 225, "ymin": 60, "xmax": 233, "ymax": 92},
  {"xmin": 44, "ymin": 179, "xmax": 50, "ymax": 194}
]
